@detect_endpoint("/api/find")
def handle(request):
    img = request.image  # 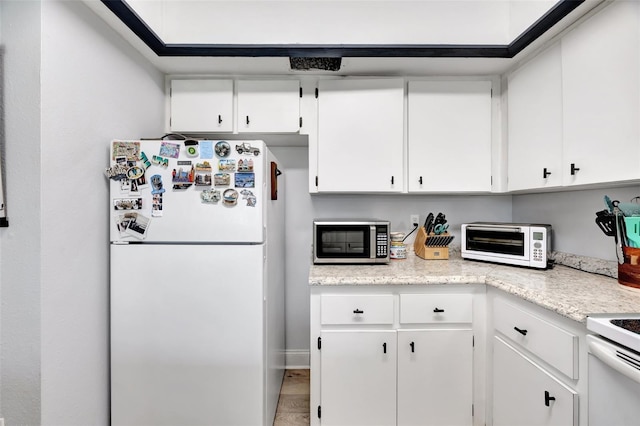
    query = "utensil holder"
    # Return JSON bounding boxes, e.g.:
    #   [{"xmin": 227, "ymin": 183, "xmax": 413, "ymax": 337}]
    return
[
  {"xmin": 619, "ymin": 246, "xmax": 640, "ymax": 289},
  {"xmin": 414, "ymin": 227, "xmax": 450, "ymax": 260}
]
